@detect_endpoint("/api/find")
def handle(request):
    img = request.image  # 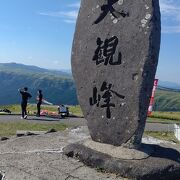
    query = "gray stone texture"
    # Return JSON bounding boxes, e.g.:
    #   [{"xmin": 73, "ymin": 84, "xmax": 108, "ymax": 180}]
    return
[
  {"xmin": 77, "ymin": 139, "xmax": 154, "ymax": 160},
  {"xmin": 72, "ymin": 0, "xmax": 161, "ymax": 146},
  {"xmin": 63, "ymin": 142, "xmax": 180, "ymax": 180},
  {"xmin": 0, "ymin": 122, "xmax": 179, "ymax": 180},
  {"xmin": 0, "ymin": 127, "xmax": 123, "ymax": 180}
]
